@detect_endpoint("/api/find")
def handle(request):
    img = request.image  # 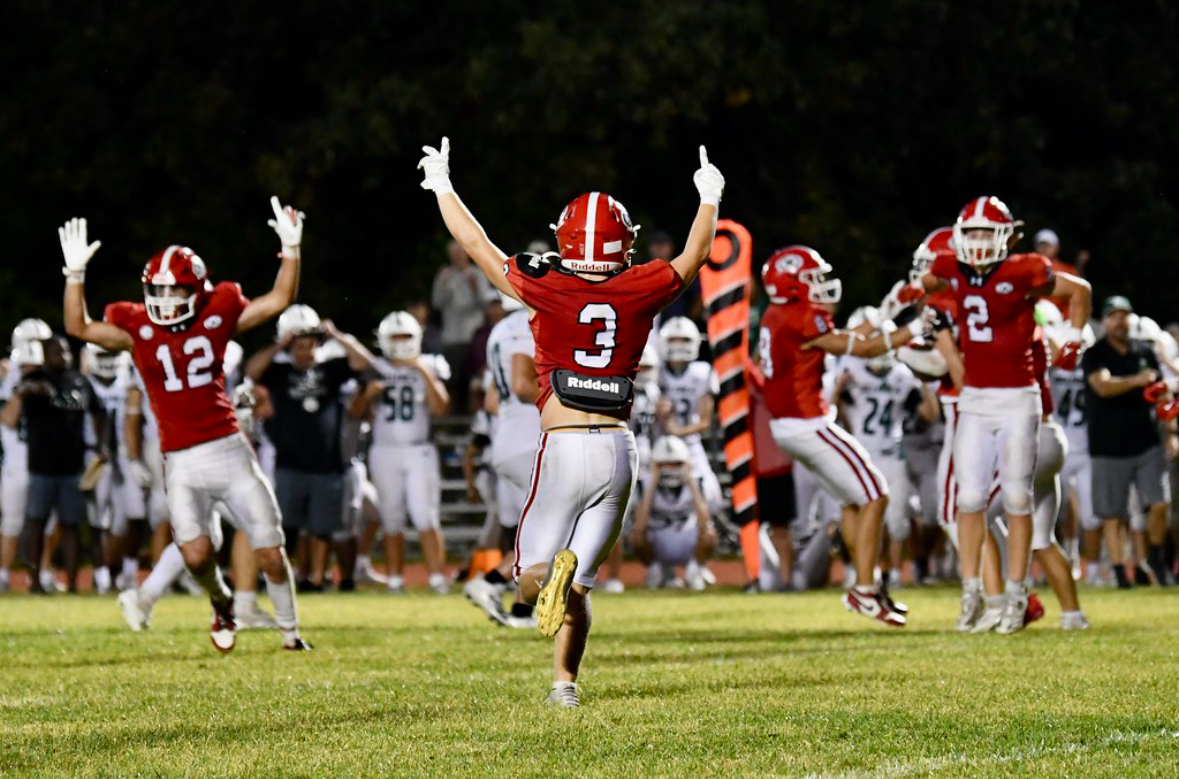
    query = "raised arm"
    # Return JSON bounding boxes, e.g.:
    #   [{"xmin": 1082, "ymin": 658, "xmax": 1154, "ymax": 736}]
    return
[
  {"xmin": 322, "ymin": 320, "xmax": 375, "ymax": 372},
  {"xmin": 245, "ymin": 338, "xmax": 288, "ymax": 382},
  {"xmin": 418, "ymin": 137, "xmax": 518, "ymax": 303},
  {"xmin": 237, "ymin": 197, "xmax": 304, "ymax": 334},
  {"xmin": 59, "ymin": 218, "xmax": 135, "ymax": 351},
  {"xmin": 670, "ymin": 147, "xmax": 725, "ymax": 285}
]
